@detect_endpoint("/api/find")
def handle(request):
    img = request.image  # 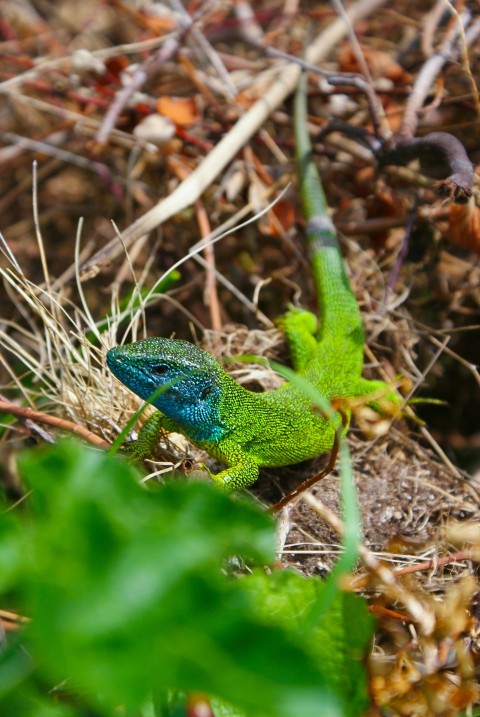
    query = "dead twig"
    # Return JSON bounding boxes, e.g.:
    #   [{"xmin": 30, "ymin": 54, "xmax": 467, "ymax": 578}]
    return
[
  {"xmin": 95, "ymin": 37, "xmax": 181, "ymax": 146},
  {"xmin": 0, "ymin": 398, "xmax": 109, "ymax": 449},
  {"xmin": 351, "ymin": 550, "xmax": 474, "ymax": 589},
  {"xmin": 79, "ymin": 0, "xmax": 389, "ymax": 277},
  {"xmin": 283, "ymin": 10, "xmax": 478, "ymax": 203},
  {"xmin": 381, "ymin": 10, "xmax": 479, "ymax": 202}
]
